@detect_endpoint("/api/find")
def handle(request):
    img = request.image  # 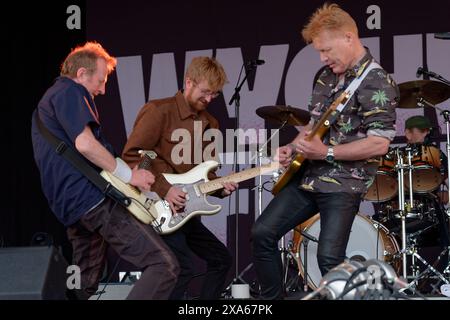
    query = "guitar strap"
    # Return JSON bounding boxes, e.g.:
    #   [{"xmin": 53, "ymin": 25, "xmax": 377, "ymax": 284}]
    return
[
  {"xmin": 34, "ymin": 112, "xmax": 132, "ymax": 208},
  {"xmin": 326, "ymin": 59, "xmax": 380, "ymax": 125}
]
